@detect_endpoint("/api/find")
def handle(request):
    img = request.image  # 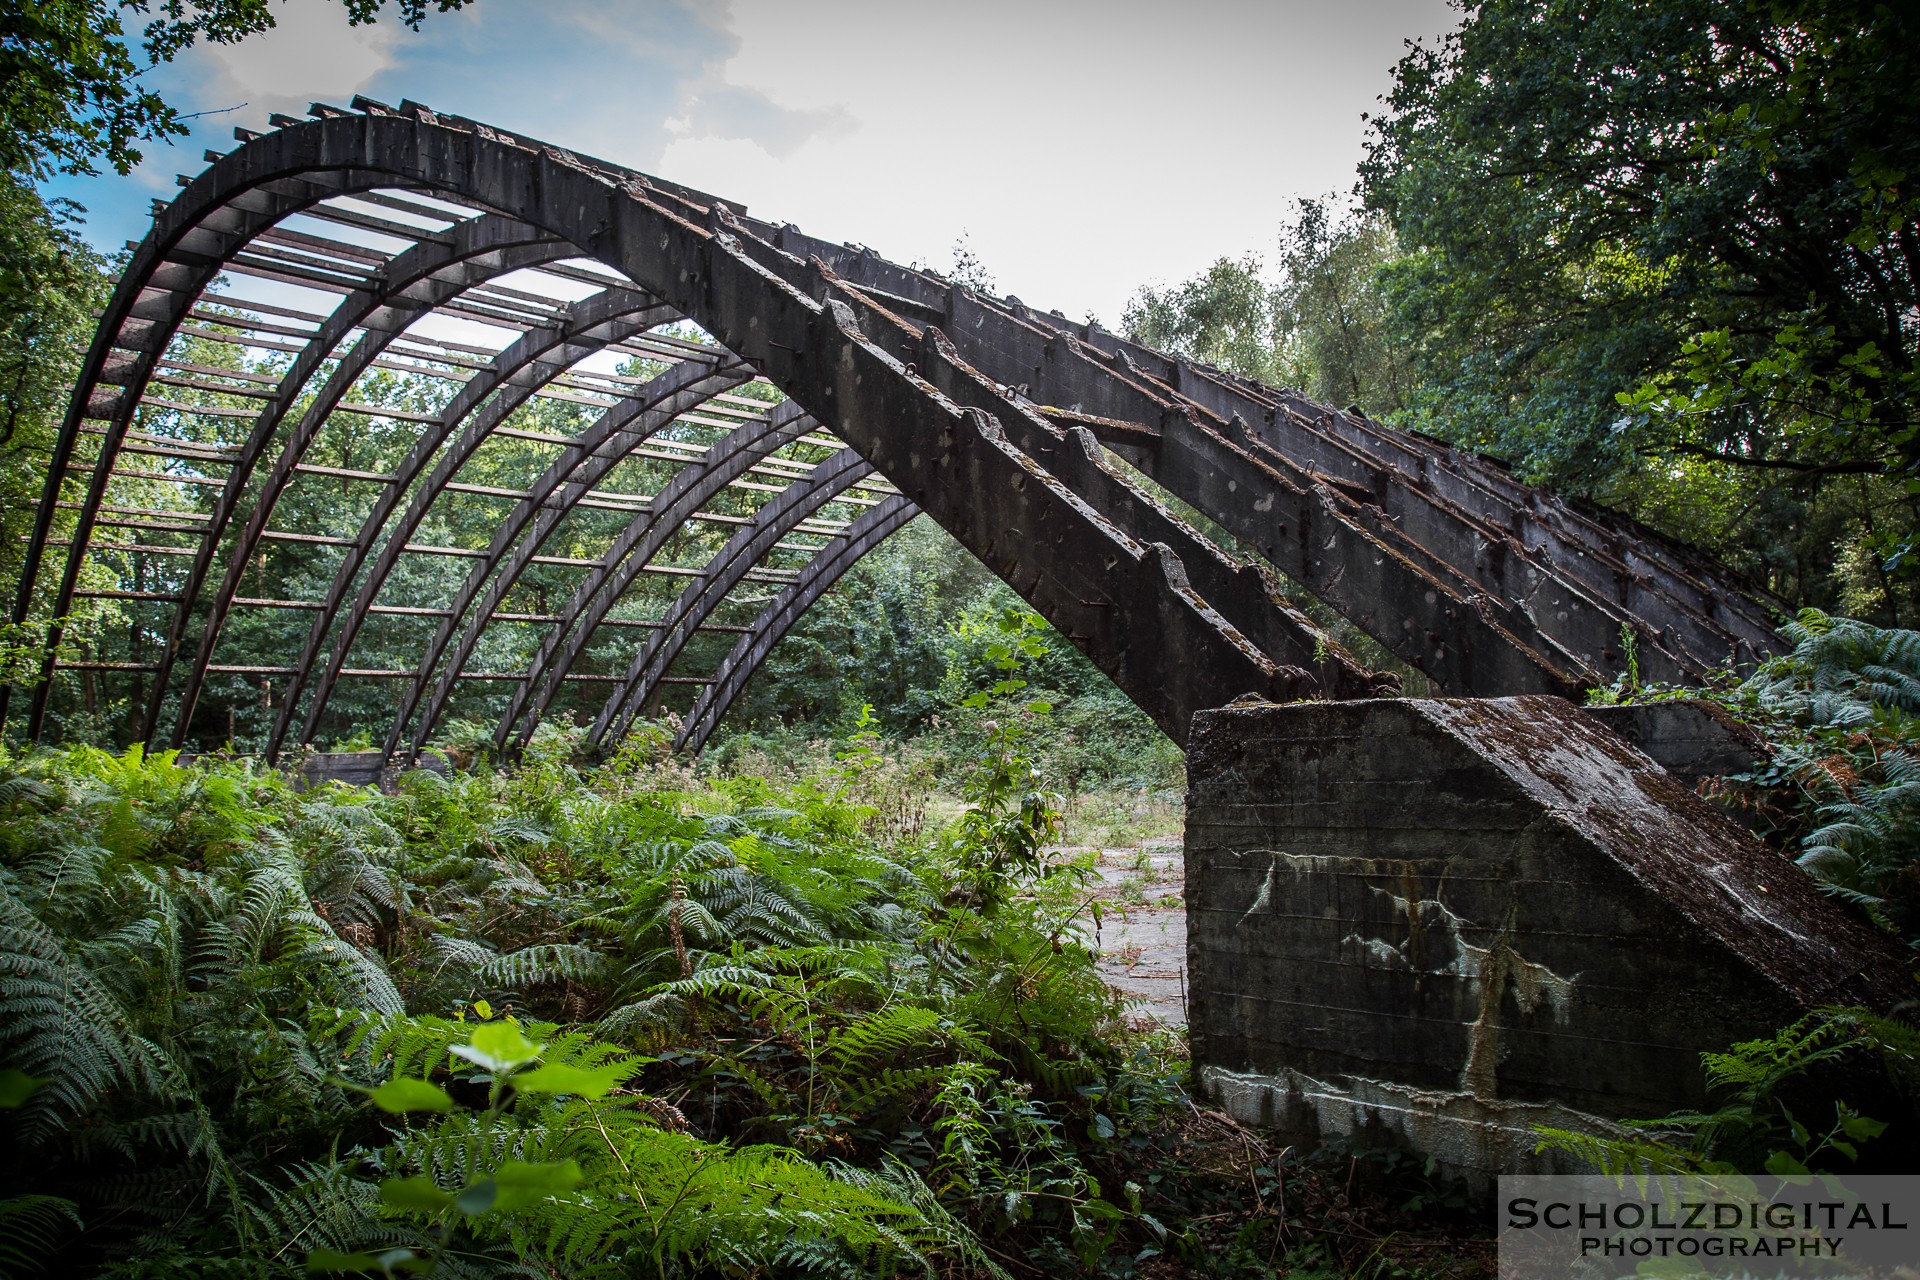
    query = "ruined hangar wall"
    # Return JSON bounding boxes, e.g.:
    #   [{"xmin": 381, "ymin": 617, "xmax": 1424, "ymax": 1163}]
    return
[{"xmin": 1183, "ymin": 697, "xmax": 1914, "ymax": 1184}]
